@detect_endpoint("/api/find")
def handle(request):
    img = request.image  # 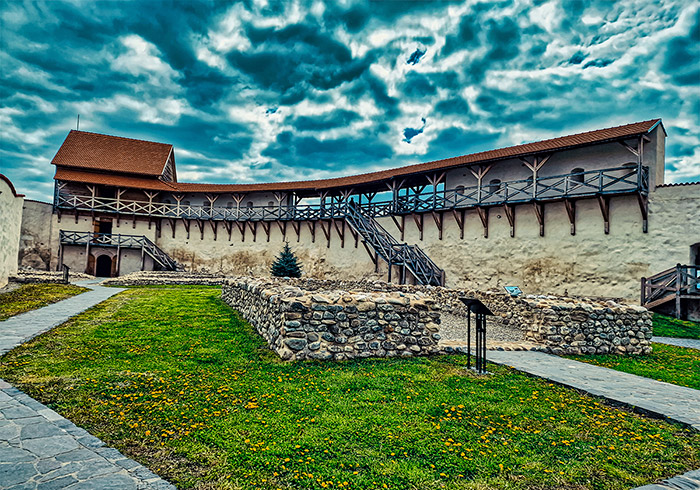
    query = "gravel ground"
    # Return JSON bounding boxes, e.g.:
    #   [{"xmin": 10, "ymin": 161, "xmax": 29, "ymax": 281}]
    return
[{"xmin": 439, "ymin": 312, "xmax": 525, "ymax": 343}]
